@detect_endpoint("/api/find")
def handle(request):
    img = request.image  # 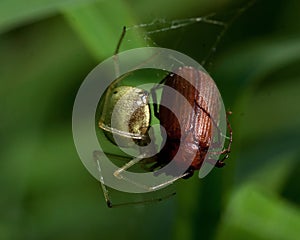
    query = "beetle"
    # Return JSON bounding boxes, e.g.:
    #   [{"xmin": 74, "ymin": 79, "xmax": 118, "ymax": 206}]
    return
[{"xmin": 150, "ymin": 66, "xmax": 232, "ymax": 179}]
